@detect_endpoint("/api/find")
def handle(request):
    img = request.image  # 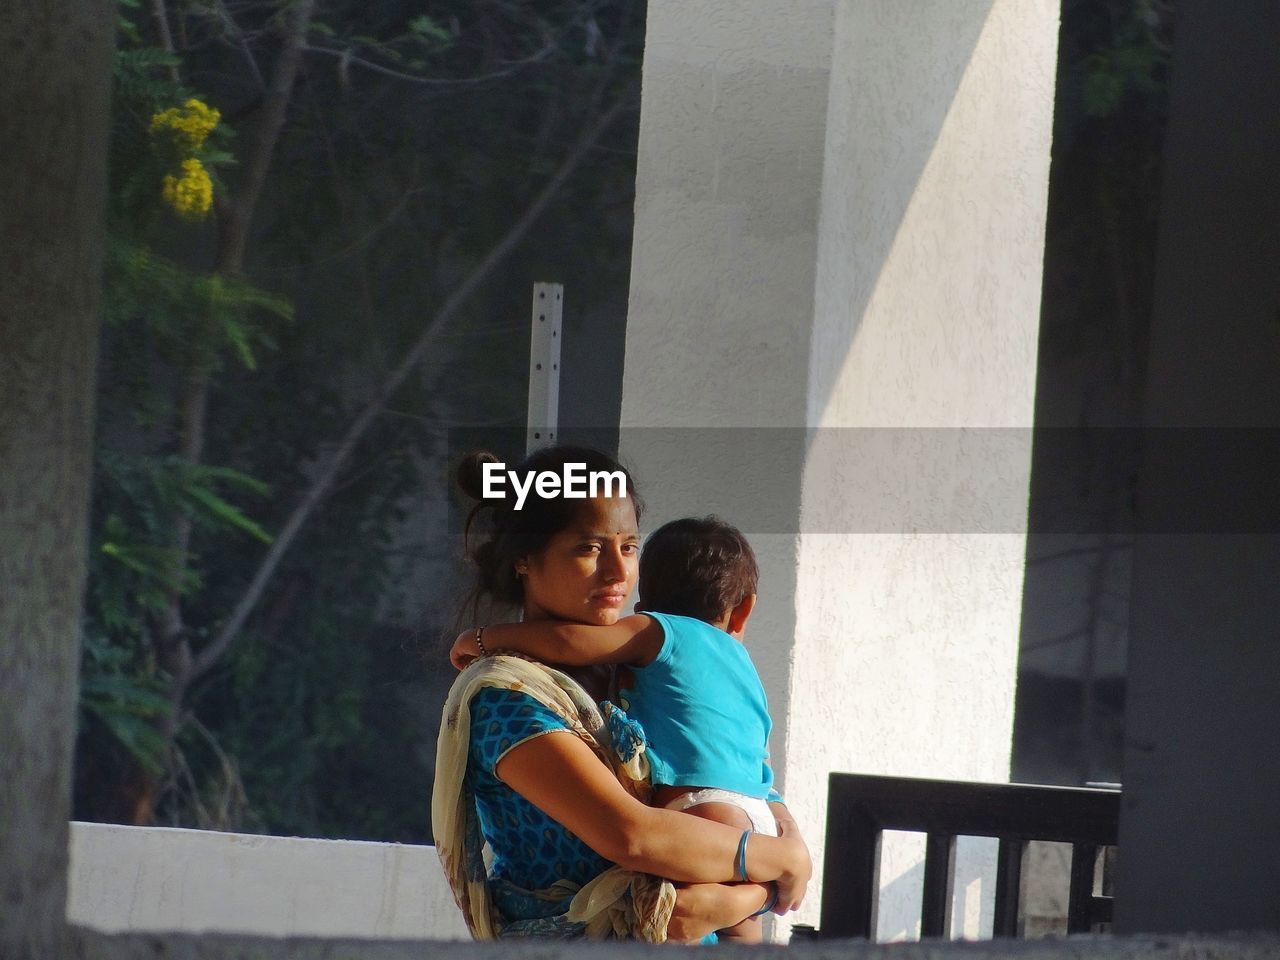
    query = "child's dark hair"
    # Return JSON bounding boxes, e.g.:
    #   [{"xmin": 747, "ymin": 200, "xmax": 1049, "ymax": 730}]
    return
[
  {"xmin": 638, "ymin": 516, "xmax": 758, "ymax": 622},
  {"xmin": 456, "ymin": 445, "xmax": 642, "ymax": 620}
]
